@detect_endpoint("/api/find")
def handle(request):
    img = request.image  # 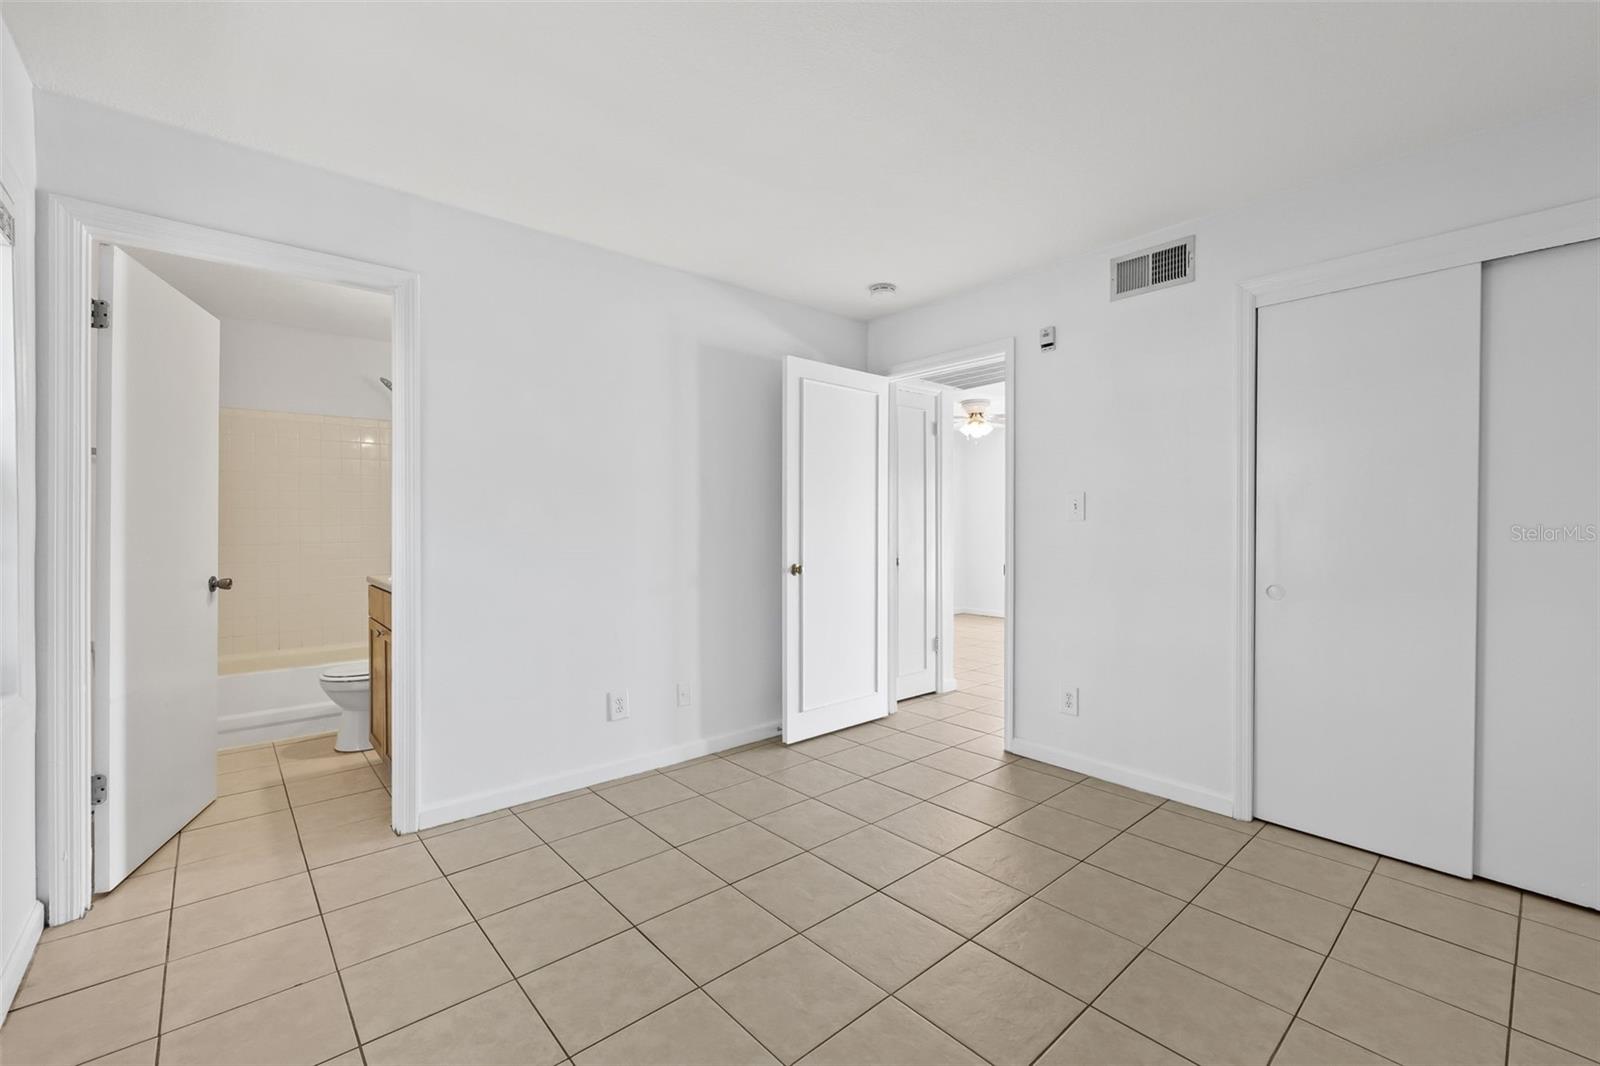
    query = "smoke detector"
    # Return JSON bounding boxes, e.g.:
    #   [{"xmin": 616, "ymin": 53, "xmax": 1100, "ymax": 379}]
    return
[{"xmin": 867, "ymin": 282, "xmax": 898, "ymax": 299}]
